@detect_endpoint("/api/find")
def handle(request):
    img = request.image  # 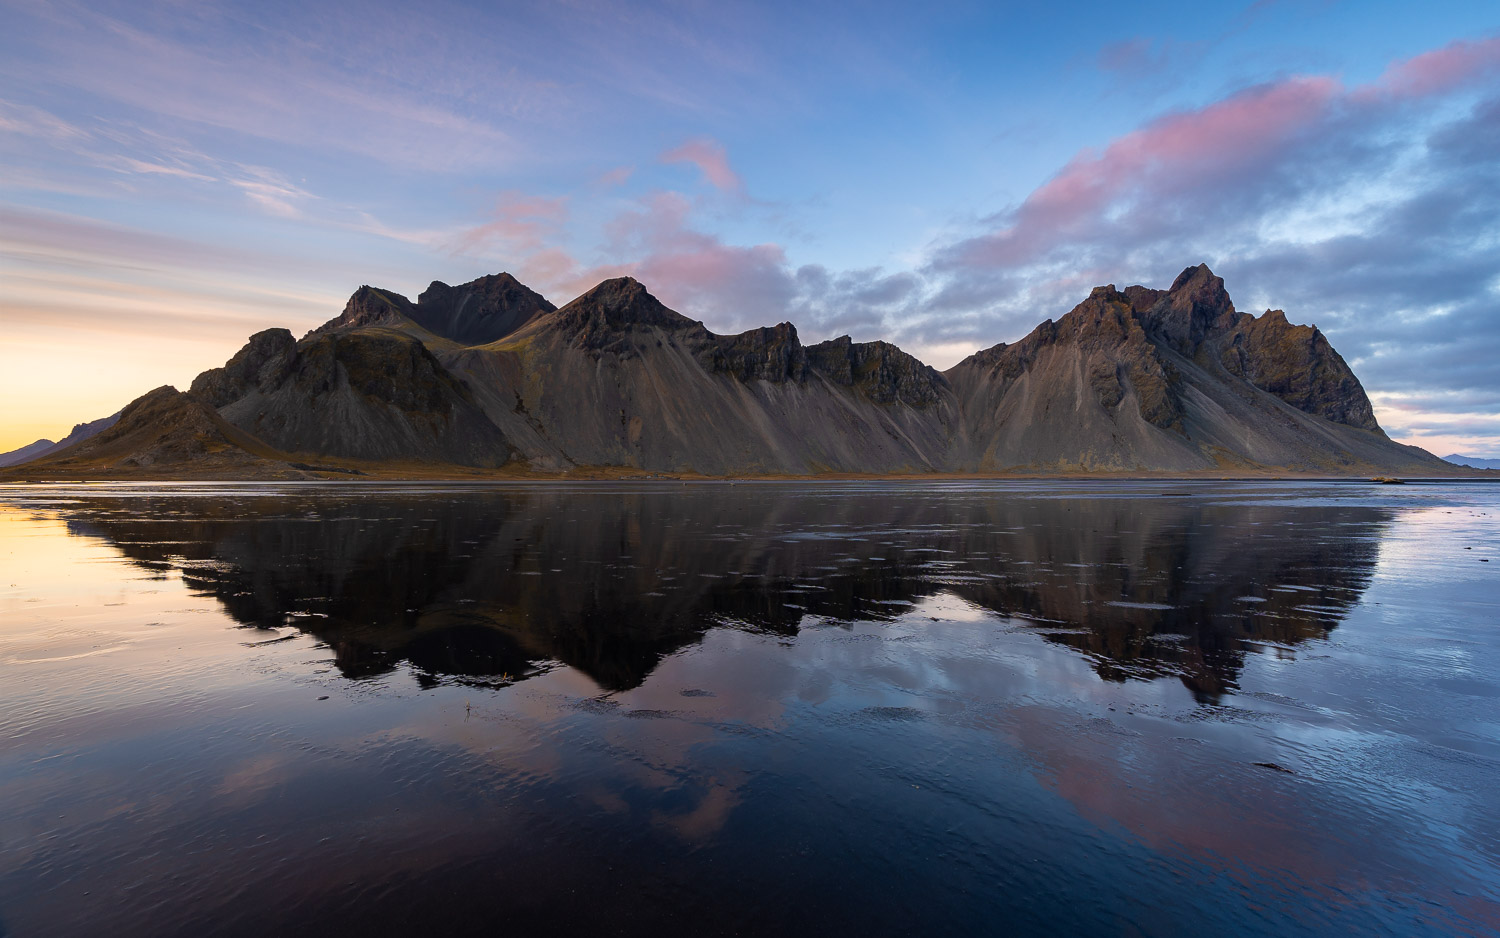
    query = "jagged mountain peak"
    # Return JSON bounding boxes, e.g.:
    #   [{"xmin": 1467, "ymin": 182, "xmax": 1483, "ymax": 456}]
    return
[
  {"xmin": 1217, "ymin": 303, "xmax": 1380, "ymax": 433},
  {"xmin": 191, "ymin": 327, "xmax": 296, "ymax": 408},
  {"xmin": 942, "ymin": 264, "xmax": 1386, "ymax": 449},
  {"xmin": 1144, "ymin": 263, "xmax": 1236, "ymax": 351},
  {"xmin": 1169, "ymin": 262, "xmax": 1219, "ymax": 292},
  {"xmin": 414, "ymin": 272, "xmax": 554, "ymax": 345},
  {"xmin": 311, "ymin": 285, "xmax": 417, "ymax": 337},
  {"xmin": 422, "ymin": 271, "xmax": 525, "ymax": 294},
  {"xmin": 552, "ymin": 277, "xmax": 699, "ymax": 331},
  {"xmin": 312, "ymin": 273, "xmax": 555, "ymax": 346}
]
